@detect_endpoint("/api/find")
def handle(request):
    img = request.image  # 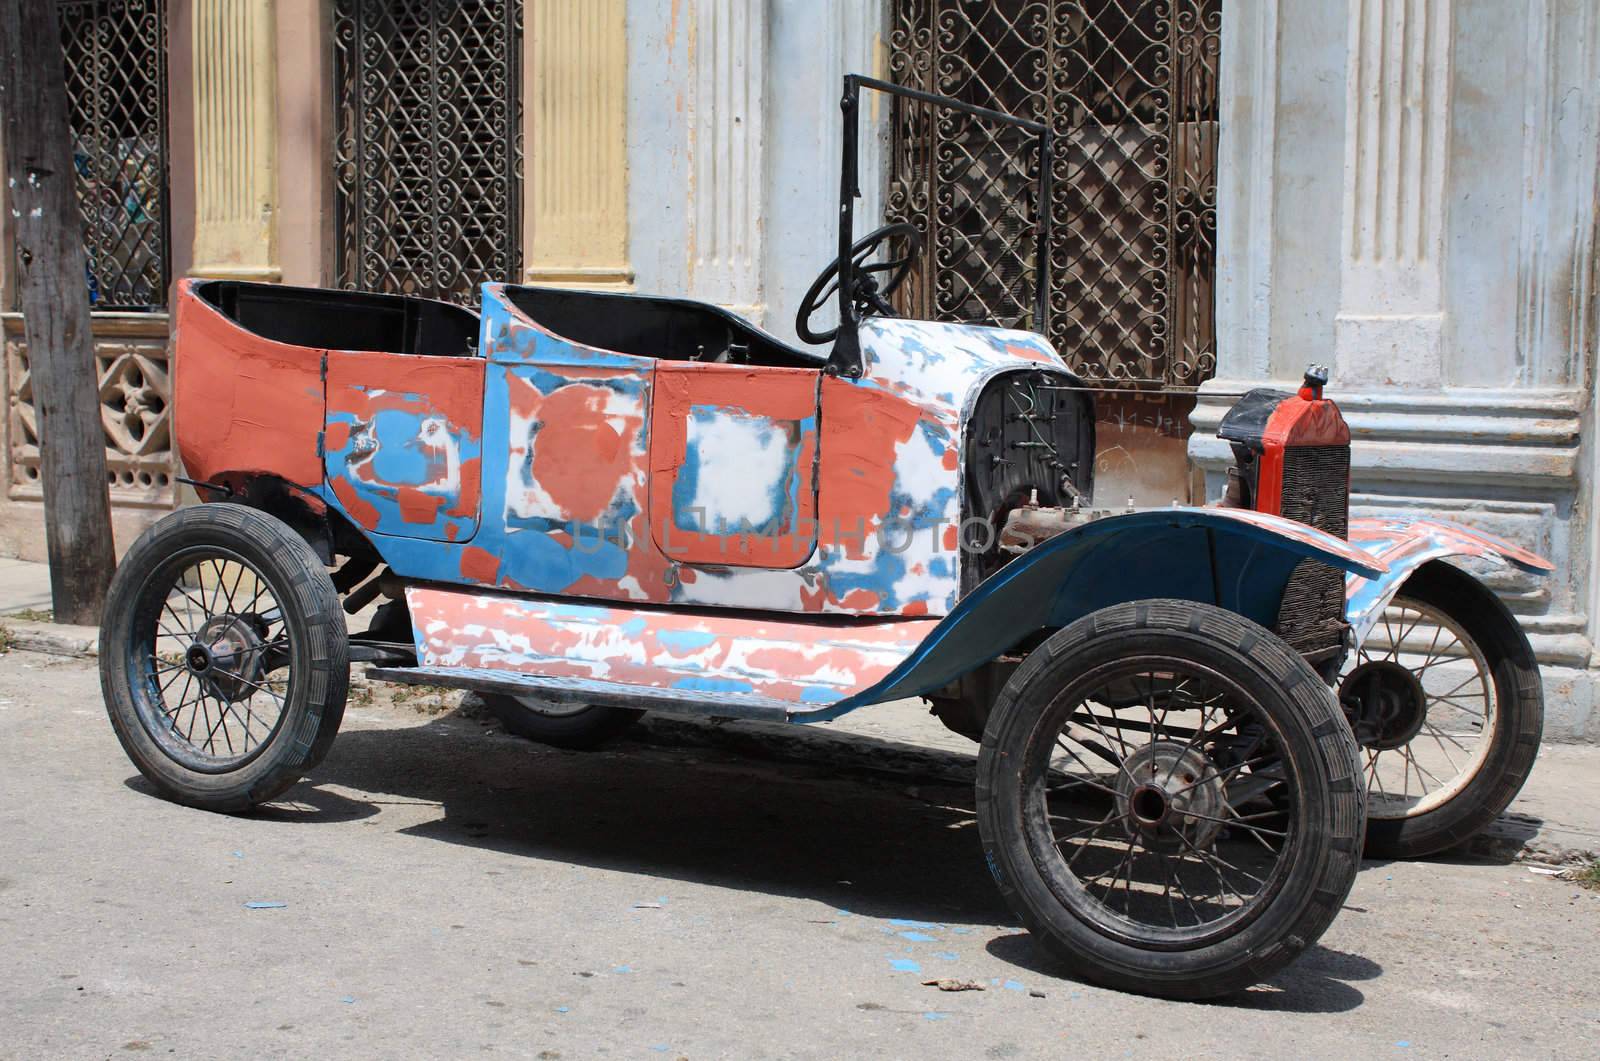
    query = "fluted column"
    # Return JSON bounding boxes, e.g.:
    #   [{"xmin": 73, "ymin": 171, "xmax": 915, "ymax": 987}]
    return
[
  {"xmin": 522, "ymin": 0, "xmax": 632, "ymax": 290},
  {"xmin": 686, "ymin": 0, "xmax": 766, "ymax": 322},
  {"xmin": 1332, "ymin": 0, "xmax": 1453, "ymax": 387},
  {"xmin": 189, "ymin": 0, "xmax": 279, "ymax": 281}
]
